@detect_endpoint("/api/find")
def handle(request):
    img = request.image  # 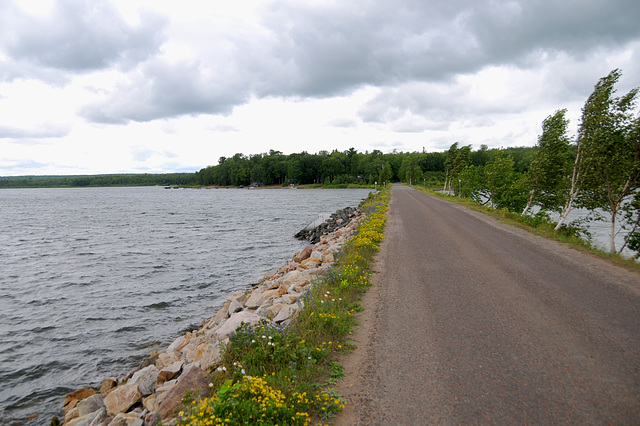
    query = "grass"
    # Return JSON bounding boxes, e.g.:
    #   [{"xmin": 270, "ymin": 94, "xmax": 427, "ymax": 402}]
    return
[
  {"xmin": 176, "ymin": 190, "xmax": 389, "ymax": 426},
  {"xmin": 418, "ymin": 186, "xmax": 640, "ymax": 273}
]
